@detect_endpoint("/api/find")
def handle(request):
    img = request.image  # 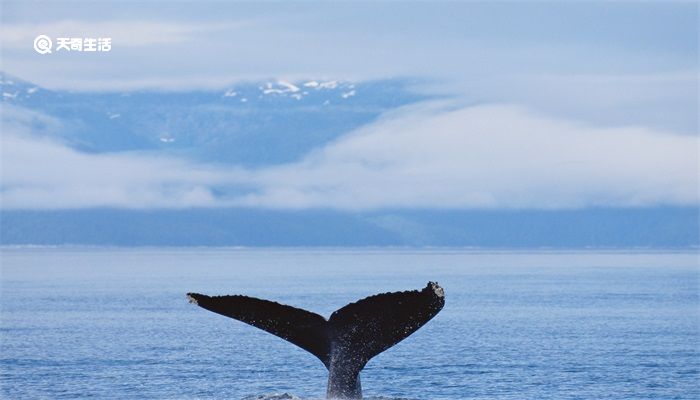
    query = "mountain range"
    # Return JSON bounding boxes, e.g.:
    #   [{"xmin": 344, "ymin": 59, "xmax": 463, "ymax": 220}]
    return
[{"xmin": 1, "ymin": 72, "xmax": 427, "ymax": 165}]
